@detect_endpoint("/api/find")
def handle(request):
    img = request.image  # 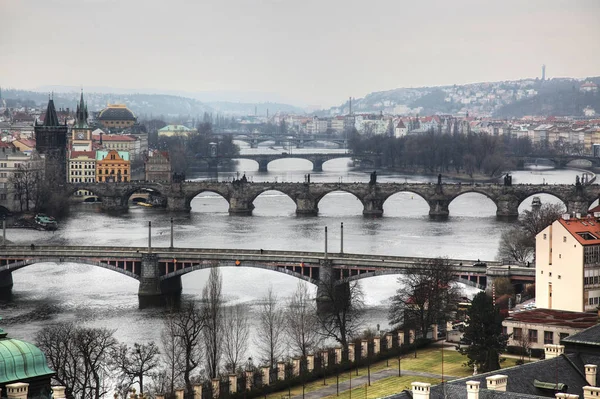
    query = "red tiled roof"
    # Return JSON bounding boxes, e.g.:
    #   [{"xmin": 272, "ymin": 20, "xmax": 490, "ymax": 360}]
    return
[
  {"xmin": 70, "ymin": 151, "xmax": 95, "ymax": 158},
  {"xmin": 559, "ymin": 217, "xmax": 600, "ymax": 245},
  {"xmin": 506, "ymin": 308, "xmax": 597, "ymax": 329},
  {"xmin": 15, "ymin": 139, "xmax": 36, "ymax": 148},
  {"xmin": 92, "ymin": 134, "xmax": 135, "ymax": 142}
]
